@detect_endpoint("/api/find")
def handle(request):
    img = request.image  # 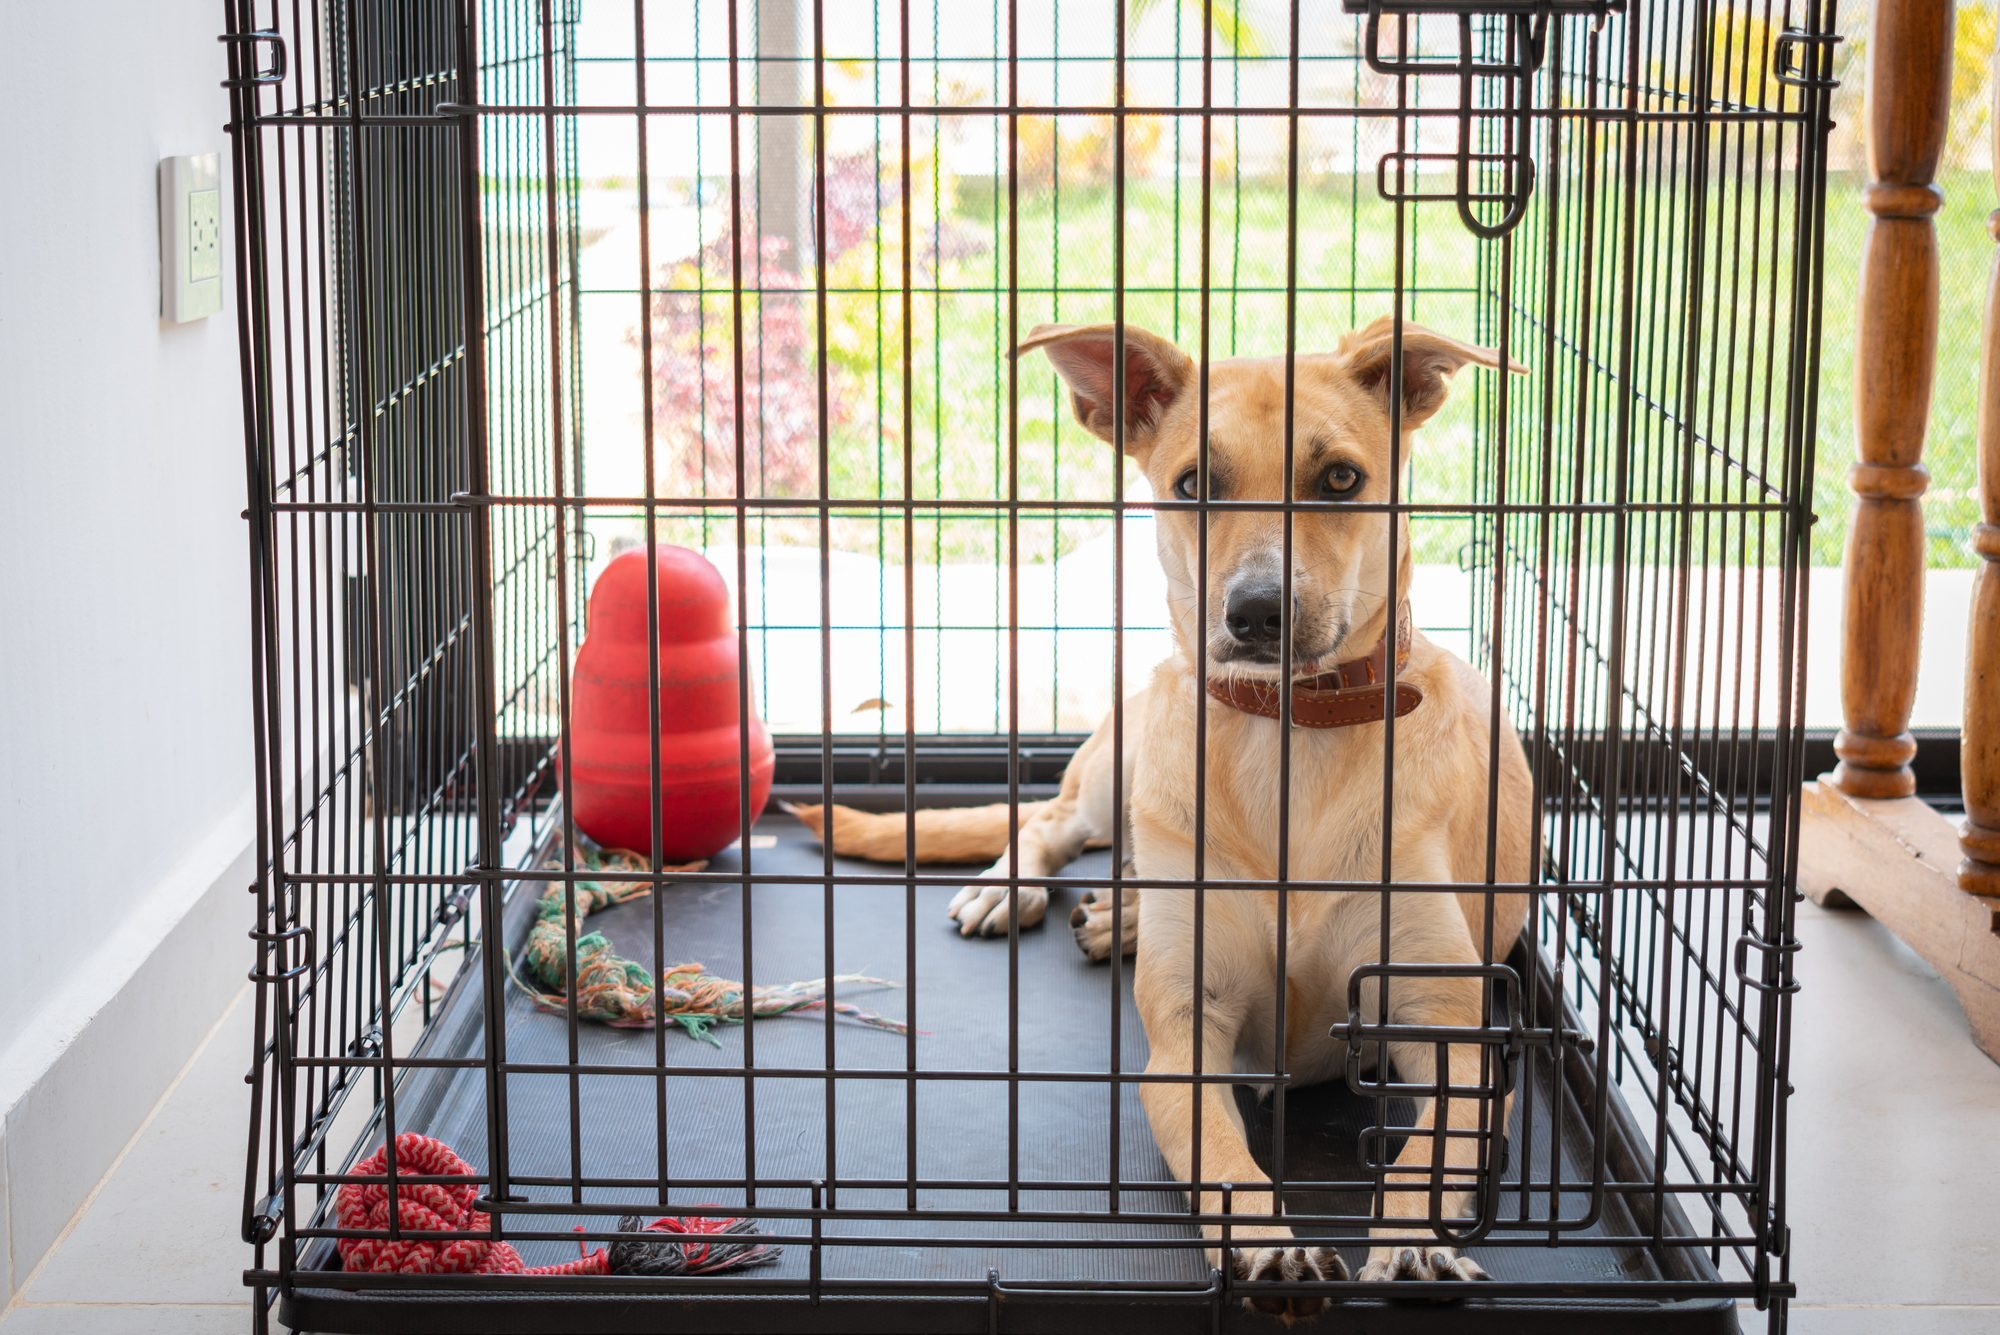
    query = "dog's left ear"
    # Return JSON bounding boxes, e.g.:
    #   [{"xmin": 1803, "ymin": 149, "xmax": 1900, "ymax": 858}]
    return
[
  {"xmin": 1016, "ymin": 322, "xmax": 1194, "ymax": 452},
  {"xmin": 1339, "ymin": 317, "xmax": 1526, "ymax": 429}
]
